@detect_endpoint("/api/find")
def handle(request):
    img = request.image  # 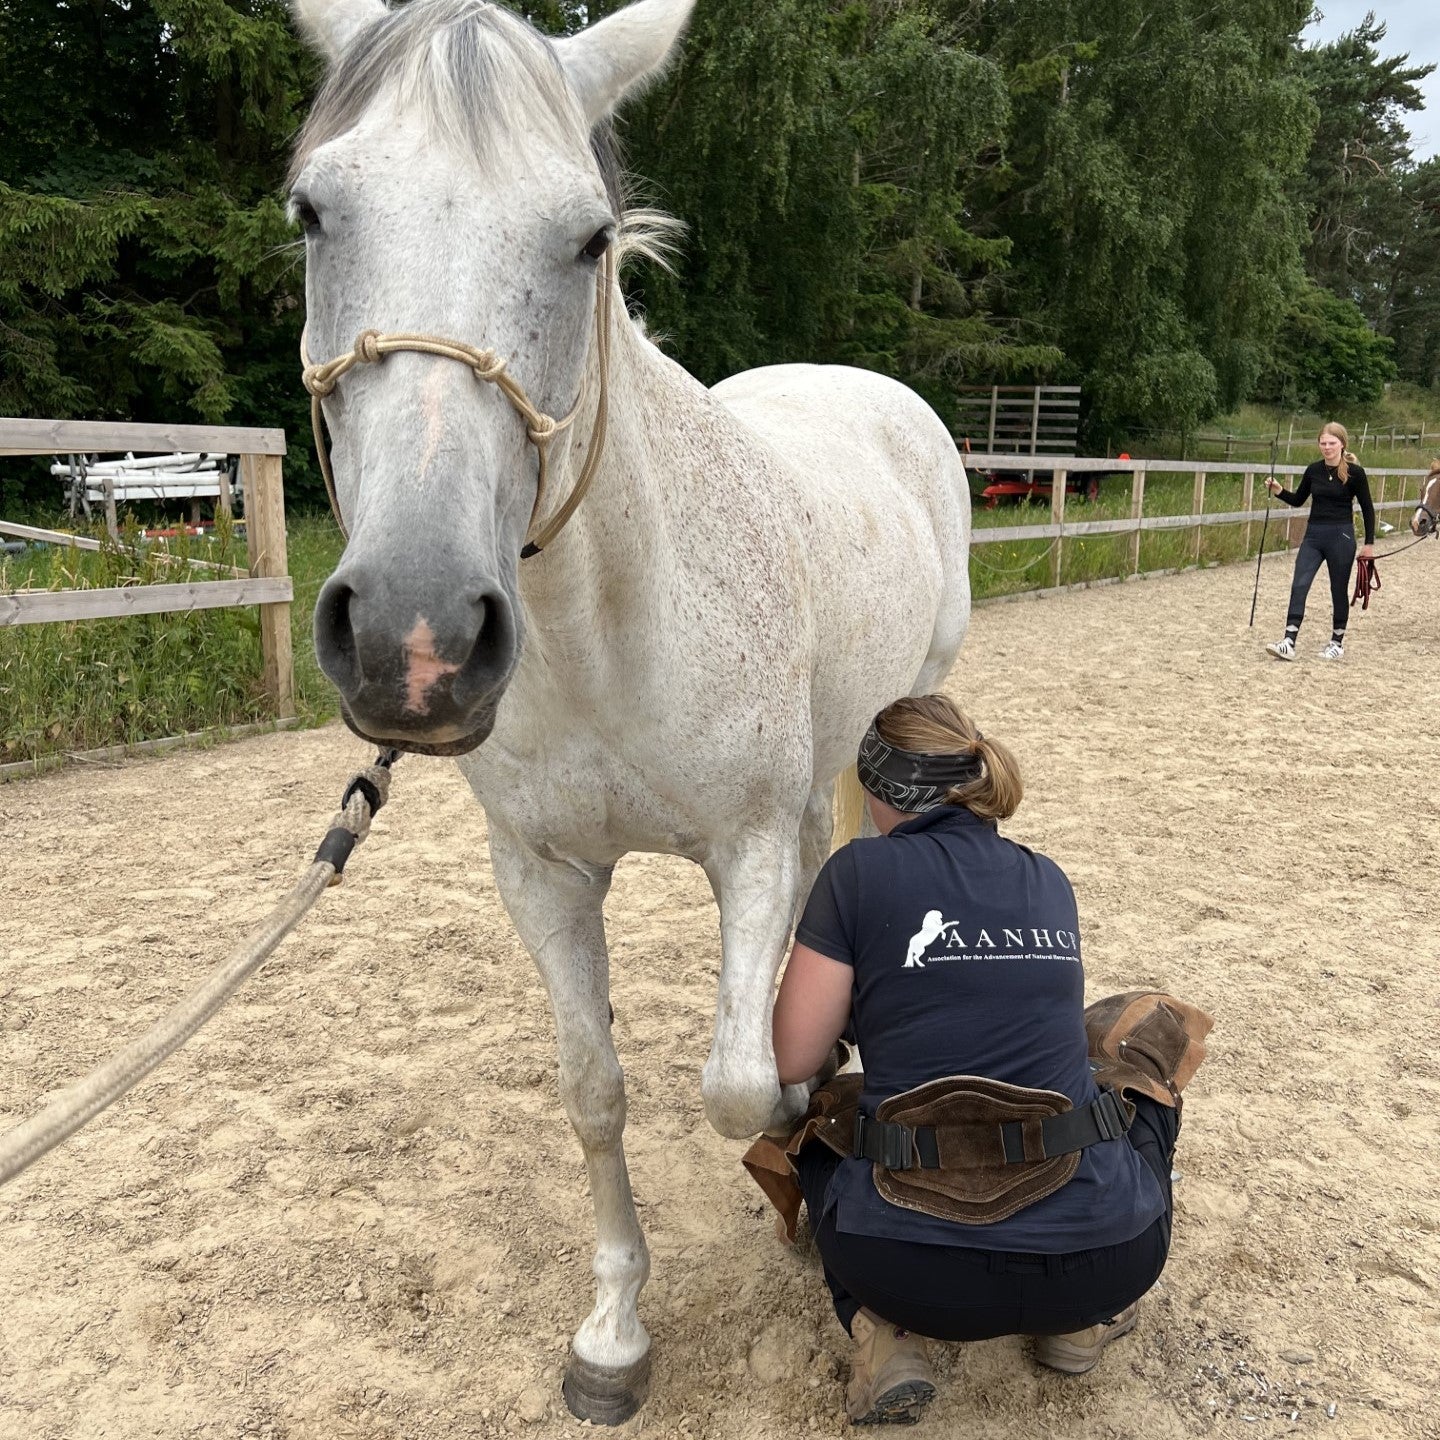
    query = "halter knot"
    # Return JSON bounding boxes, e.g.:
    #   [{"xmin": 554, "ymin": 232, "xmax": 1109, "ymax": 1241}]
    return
[
  {"xmin": 469, "ymin": 348, "xmax": 505, "ymax": 381},
  {"xmin": 527, "ymin": 414, "xmax": 559, "ymax": 445},
  {"xmin": 301, "ymin": 367, "xmax": 332, "ymax": 398},
  {"xmin": 355, "ymin": 329, "xmax": 383, "ymax": 364}
]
